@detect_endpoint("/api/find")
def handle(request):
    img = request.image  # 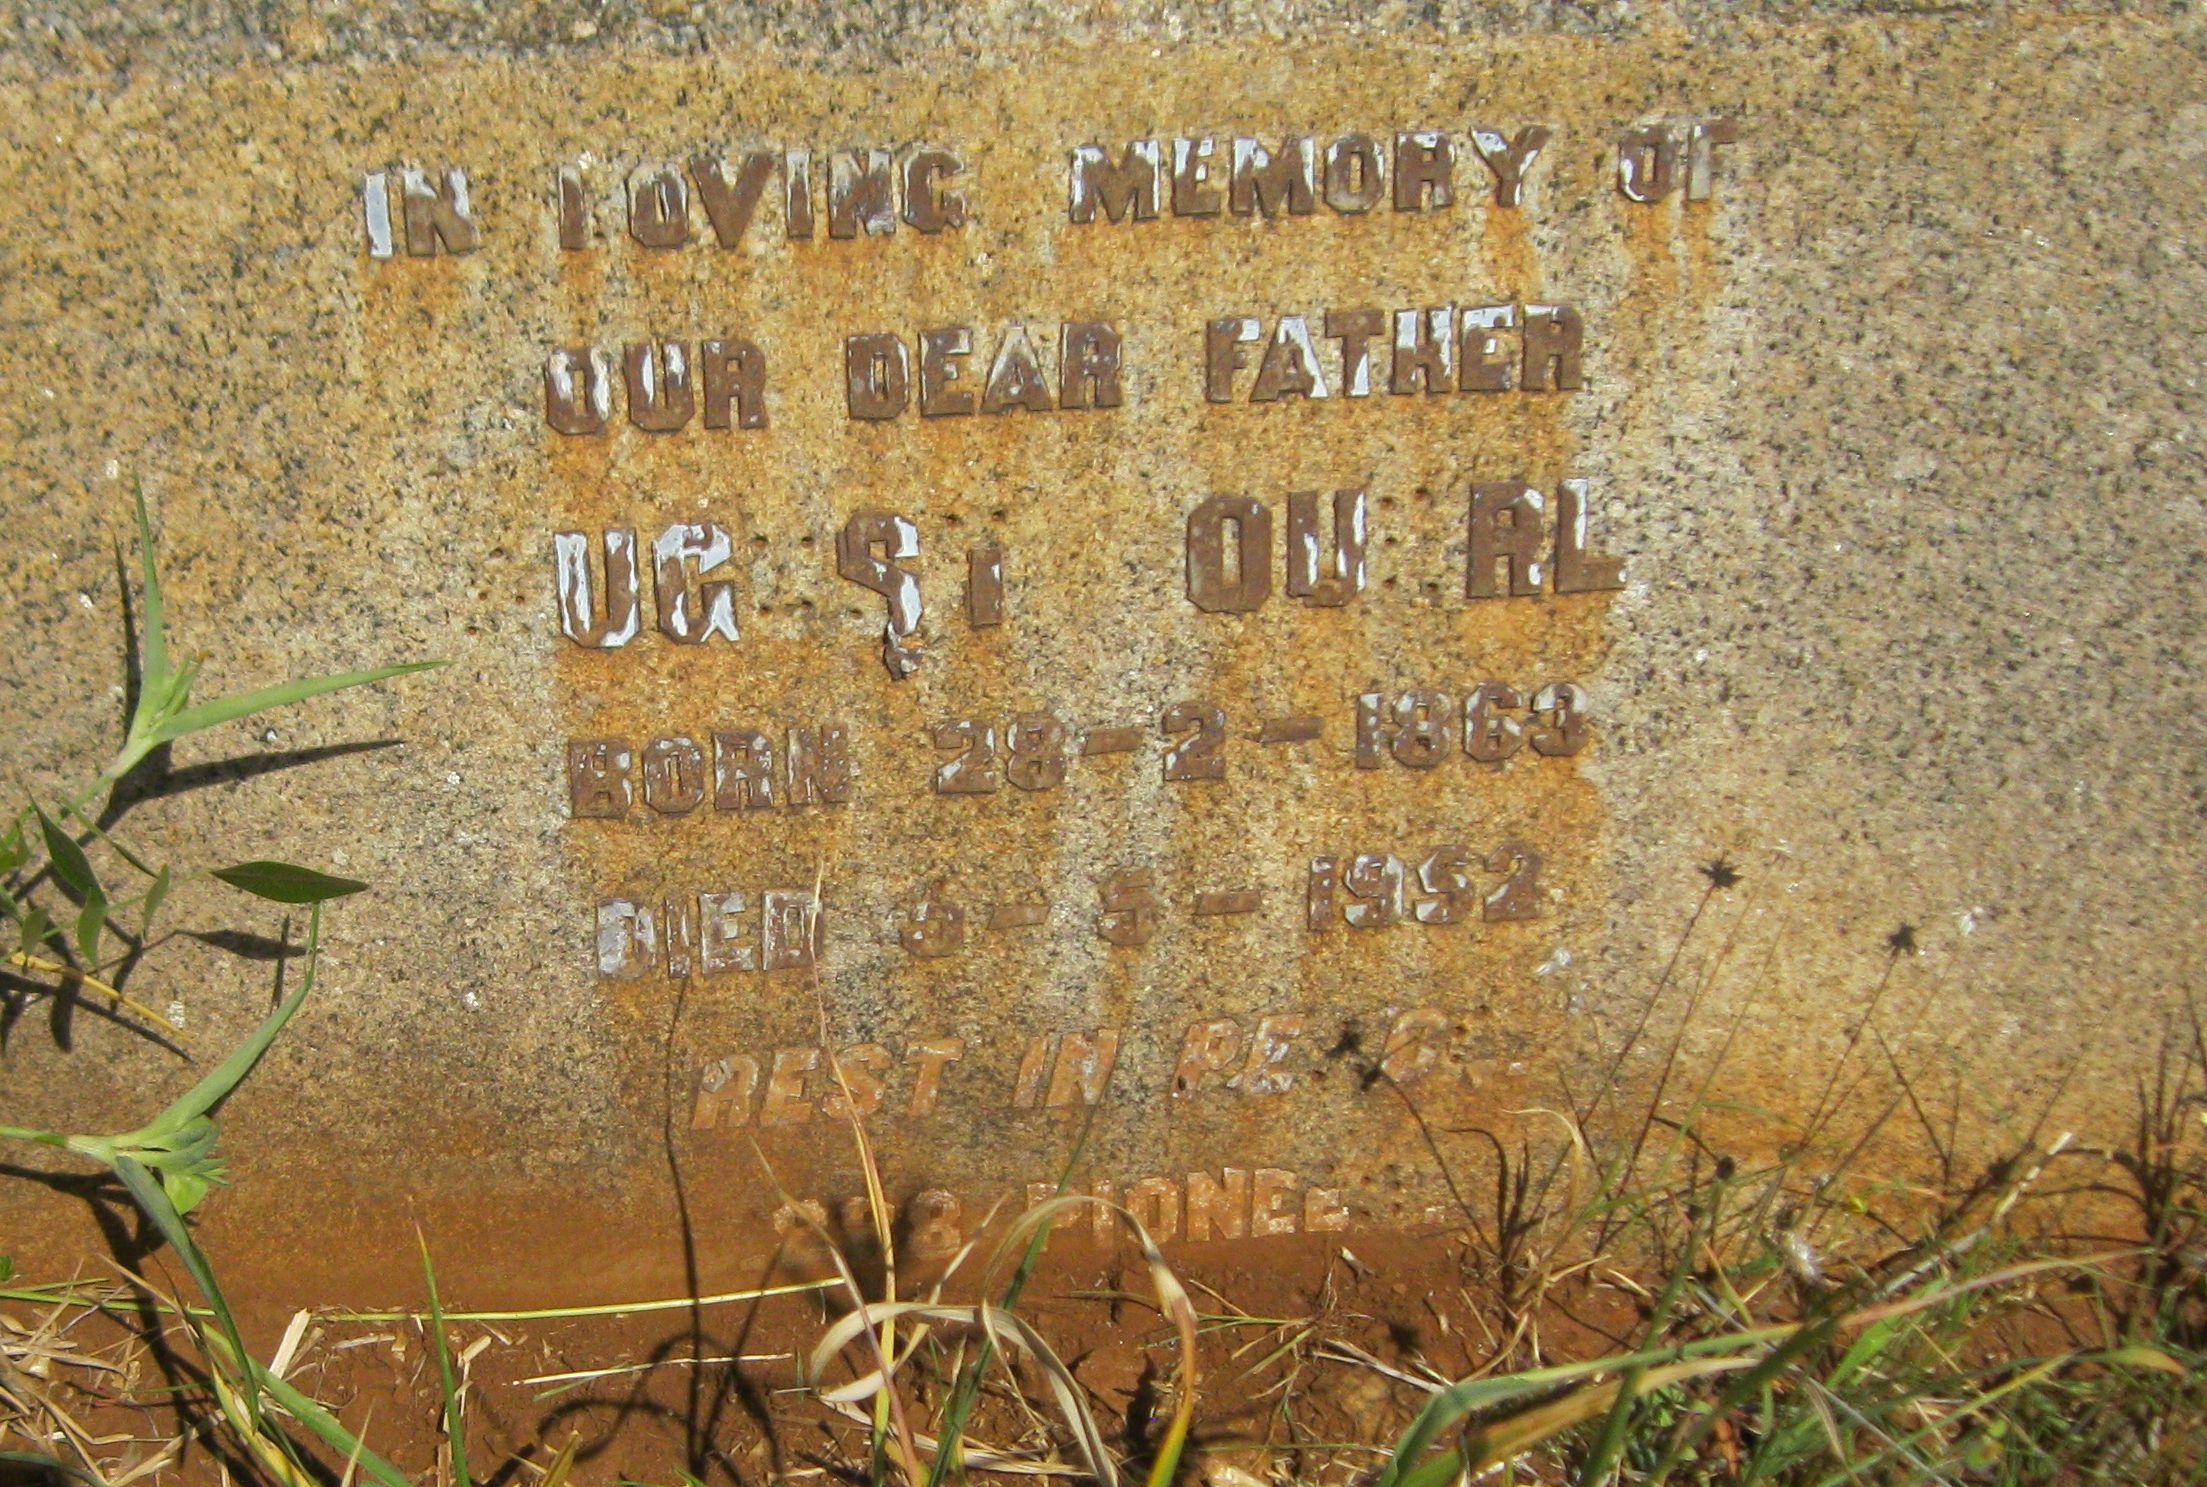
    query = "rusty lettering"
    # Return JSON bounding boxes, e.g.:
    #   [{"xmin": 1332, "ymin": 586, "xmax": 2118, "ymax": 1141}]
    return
[
  {"xmin": 1069, "ymin": 140, "xmax": 1162, "ymax": 224},
  {"xmin": 782, "ymin": 149, "xmax": 816, "ymax": 238},
  {"xmin": 1618, "ymin": 126, "xmax": 1679, "ymax": 203},
  {"xmin": 556, "ymin": 165, "xmax": 589, "ymax": 250},
  {"xmin": 902, "ymin": 149, "xmax": 968, "ymax": 232},
  {"xmin": 918, "ymin": 326, "xmax": 976, "ymax": 417},
  {"xmin": 641, "ymin": 736, "xmax": 708, "ymax": 815},
  {"xmin": 1285, "ymin": 488, "xmax": 1367, "ymax": 605},
  {"xmin": 1162, "ymin": 701, "xmax": 1228, "ymax": 782},
  {"xmin": 1520, "ymin": 304, "xmax": 1583, "ymax": 392},
  {"xmin": 1242, "ymin": 1014, "xmax": 1305, "ymax": 1095},
  {"xmin": 1468, "ymin": 125, "xmax": 1551, "ymax": 207},
  {"xmin": 544, "ymin": 347, "xmax": 613, "ymax": 435},
  {"xmin": 981, "ymin": 326, "xmax": 1055, "ymax": 415},
  {"xmin": 785, "ymin": 723, "xmax": 853, "ymax": 805},
  {"xmin": 690, "ymin": 151, "xmax": 777, "ymax": 246},
  {"xmin": 761, "ymin": 890, "xmax": 823, "ymax": 971},
  {"xmin": 760, "ymin": 1047, "xmax": 818, "ymax": 1125},
  {"xmin": 966, "ymin": 539, "xmax": 1005, "ymax": 627},
  {"xmin": 1186, "ymin": 496, "xmax": 1273, "ymax": 612},
  {"xmin": 700, "ymin": 892, "xmax": 758, "ymax": 974},
  {"xmin": 1322, "ymin": 135, "xmax": 1385, "ymax": 213},
  {"xmin": 1097, "ymin": 871, "xmax": 1157, "ymax": 947},
  {"xmin": 1307, "ymin": 856, "xmax": 1339, "ymax": 931},
  {"xmin": 628, "ymin": 165, "xmax": 690, "ymax": 248},
  {"xmin": 1460, "ymin": 304, "xmax": 1518, "ymax": 391},
  {"xmin": 1171, "ymin": 136, "xmax": 1224, "ymax": 216},
  {"xmin": 1392, "ymin": 131, "xmax": 1454, "ymax": 210},
  {"xmin": 1467, "ymin": 481, "xmax": 1547, "ymax": 599},
  {"xmin": 1380, "ymin": 1007, "xmax": 1449, "ymax": 1083},
  {"xmin": 651, "ymin": 522, "xmax": 740, "ymax": 643},
  {"xmin": 904, "ymin": 1038, "xmax": 965, "ymax": 1116},
  {"xmin": 900, "ymin": 885, "xmax": 966, "ymax": 958},
  {"xmin": 836, "ymin": 510, "xmax": 924, "ymax": 678},
  {"xmin": 712, "ymin": 730, "xmax": 777, "ymax": 810},
  {"xmin": 1173, "ymin": 1019, "xmax": 1245, "ymax": 1096},
  {"xmin": 554, "ymin": 529, "xmax": 642, "ymax": 648},
  {"xmin": 1249, "ymin": 316, "xmax": 1330, "ymax": 402},
  {"xmin": 1230, "ymin": 136, "xmax": 1316, "ymax": 217},
  {"xmin": 1058, "ymin": 321, "xmax": 1124, "ymax": 410},
  {"xmin": 1252, "ymin": 1168, "xmax": 1299, "ymax": 1235},
  {"xmin": 828, "ymin": 149, "xmax": 897, "ymax": 239},
  {"xmin": 1687, "ymin": 118, "xmax": 1740, "ymax": 201},
  {"xmin": 567, "ymin": 739, "xmax": 633, "ymax": 819},
  {"xmin": 625, "ymin": 341, "xmax": 696, "ymax": 432},
  {"xmin": 1186, "ymin": 1168, "xmax": 1249, "ymax": 1241},
  {"xmin": 596, "ymin": 898, "xmax": 656, "ymax": 980},
  {"xmin": 691, "ymin": 1054, "xmax": 761, "ymax": 1130},
  {"xmin": 1555, "ymin": 477, "xmax": 1625, "ymax": 591},
  {"xmin": 844, "ymin": 333, "xmax": 911, "ymax": 420},
  {"xmin": 1047, "ymin": 1028, "xmax": 1120, "ymax": 1106},
  {"xmin": 1391, "ymin": 306, "xmax": 1454, "ymax": 395},
  {"xmin": 1205, "ymin": 316, "xmax": 1263, "ymax": 403},
  {"xmin": 701, "ymin": 339, "xmax": 768, "ymax": 429},
  {"xmin": 1325, "ymin": 307, "xmax": 1385, "ymax": 397},
  {"xmin": 393, "ymin": 166, "xmax": 479, "ymax": 256}
]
